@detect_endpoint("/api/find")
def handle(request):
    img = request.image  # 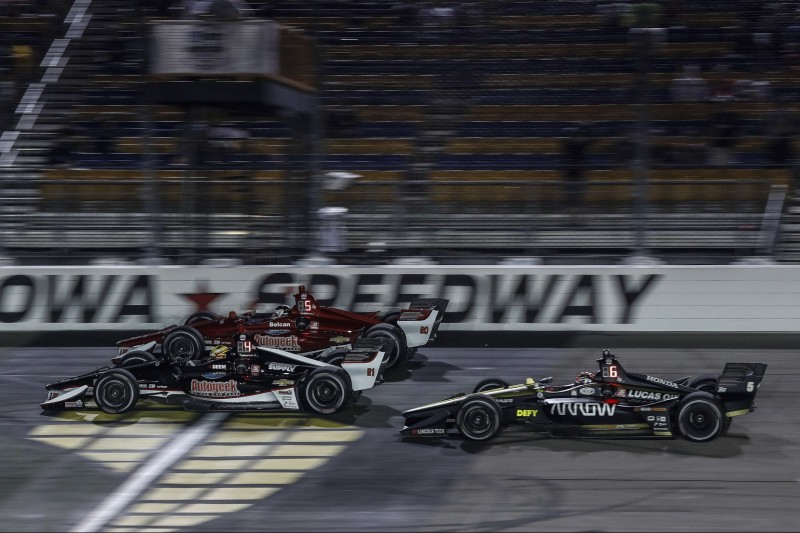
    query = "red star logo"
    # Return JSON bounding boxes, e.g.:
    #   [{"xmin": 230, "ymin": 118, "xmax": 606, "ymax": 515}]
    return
[{"xmin": 180, "ymin": 281, "xmax": 225, "ymax": 312}]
